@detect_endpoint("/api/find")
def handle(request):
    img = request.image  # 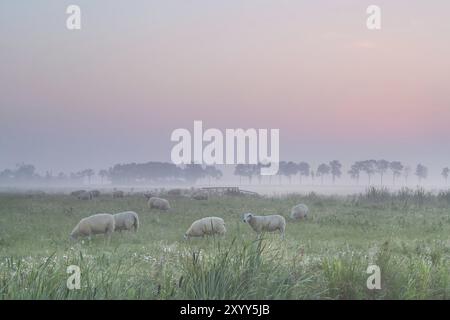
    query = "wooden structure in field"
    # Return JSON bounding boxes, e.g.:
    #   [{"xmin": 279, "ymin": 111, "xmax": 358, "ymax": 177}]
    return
[{"xmin": 200, "ymin": 186, "xmax": 259, "ymax": 197}]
